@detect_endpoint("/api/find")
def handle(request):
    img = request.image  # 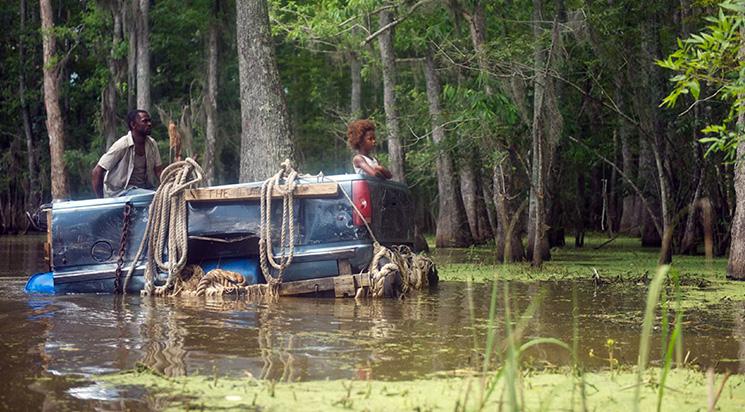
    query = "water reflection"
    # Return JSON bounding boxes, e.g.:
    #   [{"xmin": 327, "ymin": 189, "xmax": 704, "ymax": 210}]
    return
[
  {"xmin": 5, "ymin": 278, "xmax": 745, "ymax": 386},
  {"xmin": 0, "ymin": 234, "xmax": 47, "ymax": 277},
  {"xmin": 2, "ymin": 235, "xmax": 745, "ymax": 409}
]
